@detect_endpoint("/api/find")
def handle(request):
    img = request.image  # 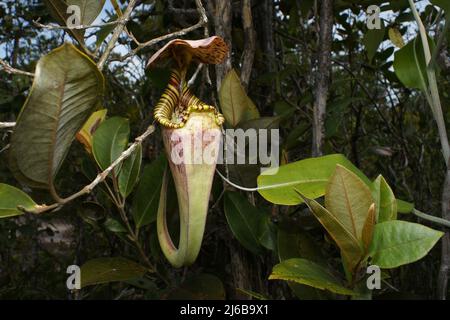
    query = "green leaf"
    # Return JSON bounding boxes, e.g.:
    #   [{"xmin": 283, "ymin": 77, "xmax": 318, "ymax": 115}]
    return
[
  {"xmin": 167, "ymin": 274, "xmax": 226, "ymax": 300},
  {"xmin": 277, "ymin": 229, "xmax": 328, "ymax": 299},
  {"xmin": 67, "ymin": 0, "xmax": 106, "ymax": 25},
  {"xmin": 132, "ymin": 155, "xmax": 167, "ymax": 228},
  {"xmin": 92, "ymin": 117, "xmax": 130, "ymax": 171},
  {"xmin": 9, "ymin": 43, "xmax": 104, "ymax": 190},
  {"xmin": 237, "ymin": 116, "xmax": 280, "ymax": 130},
  {"xmin": 257, "ymin": 214, "xmax": 277, "ymax": 251},
  {"xmin": 219, "ymin": 69, "xmax": 260, "ymax": 127},
  {"xmin": 118, "ymin": 145, "xmax": 142, "ymax": 198},
  {"xmin": 325, "ymin": 165, "xmax": 373, "ymax": 241},
  {"xmin": 372, "ymin": 175, "xmax": 397, "ymax": 222},
  {"xmin": 269, "ymin": 258, "xmax": 355, "ymax": 296},
  {"xmin": 369, "ymin": 220, "xmax": 444, "ymax": 268},
  {"xmin": 0, "ymin": 184, "xmax": 37, "ymax": 218},
  {"xmin": 397, "ymin": 199, "xmax": 414, "ymax": 213},
  {"xmin": 104, "ymin": 218, "xmax": 127, "ymax": 233},
  {"xmin": 43, "ymin": 0, "xmax": 85, "ymax": 45},
  {"xmin": 95, "ymin": 15, "xmax": 117, "ymax": 47},
  {"xmin": 80, "ymin": 257, "xmax": 147, "ymax": 288},
  {"xmin": 363, "ymin": 20, "xmax": 385, "ymax": 61},
  {"xmin": 393, "ymin": 36, "xmax": 430, "ymax": 91},
  {"xmin": 431, "ymin": 0, "xmax": 450, "ymax": 15},
  {"xmin": 224, "ymin": 192, "xmax": 263, "ymax": 254},
  {"xmin": 236, "ymin": 288, "xmax": 268, "ymax": 300},
  {"xmin": 257, "ymin": 154, "xmax": 371, "ymax": 205},
  {"xmin": 300, "ymin": 194, "xmax": 364, "ymax": 271}
]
